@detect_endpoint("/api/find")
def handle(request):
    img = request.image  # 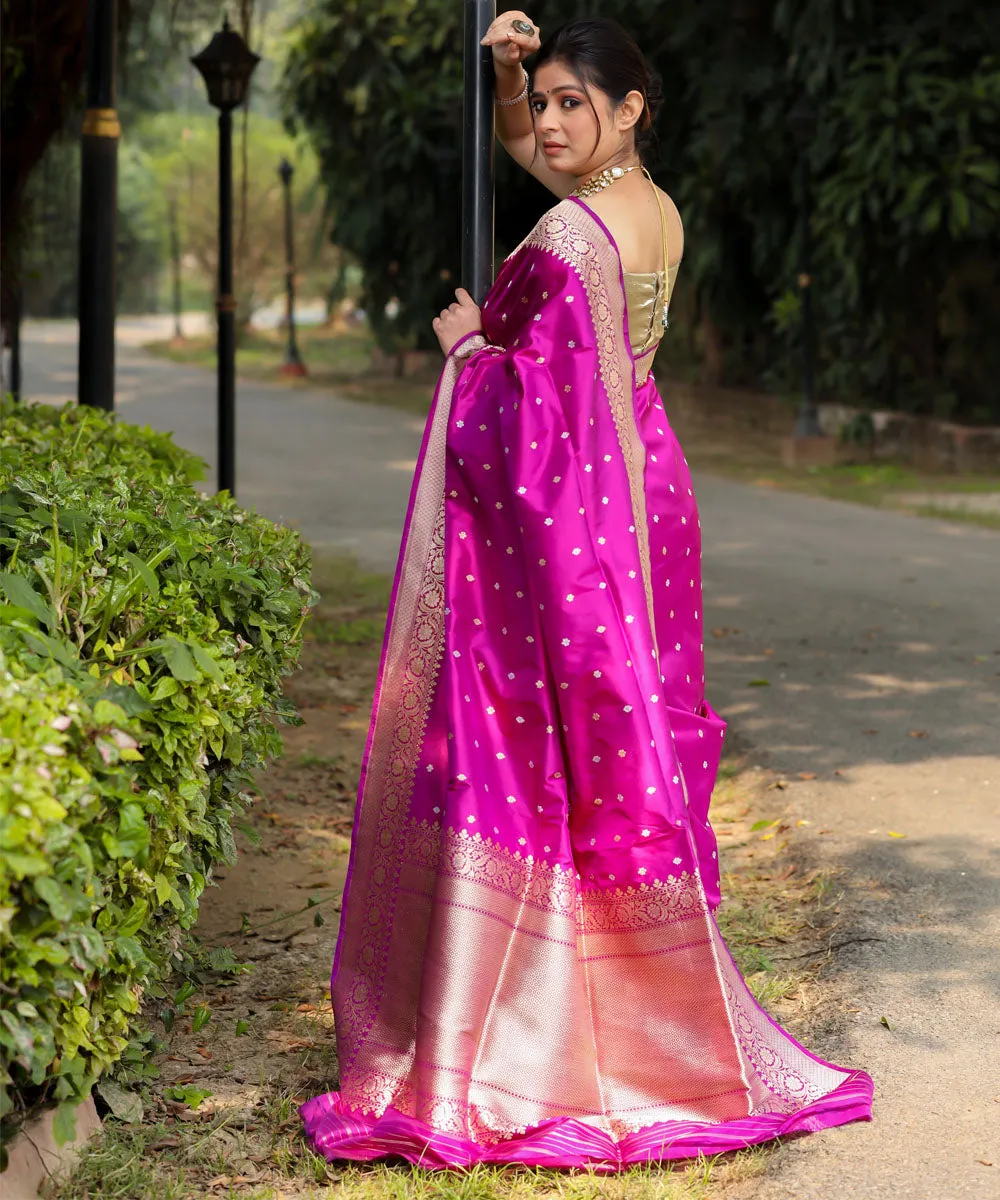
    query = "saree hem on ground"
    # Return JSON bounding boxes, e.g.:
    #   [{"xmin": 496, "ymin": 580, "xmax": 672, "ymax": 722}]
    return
[{"xmin": 301, "ymin": 198, "xmax": 872, "ymax": 1168}]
